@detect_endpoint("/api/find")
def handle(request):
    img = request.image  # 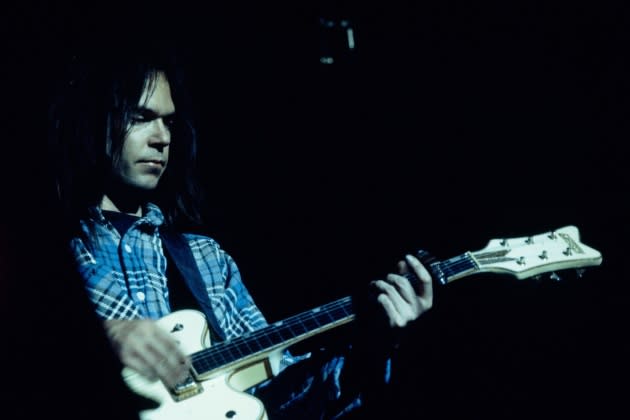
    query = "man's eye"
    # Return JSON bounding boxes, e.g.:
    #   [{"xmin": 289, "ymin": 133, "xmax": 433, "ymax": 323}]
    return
[{"xmin": 131, "ymin": 114, "xmax": 148, "ymax": 124}]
